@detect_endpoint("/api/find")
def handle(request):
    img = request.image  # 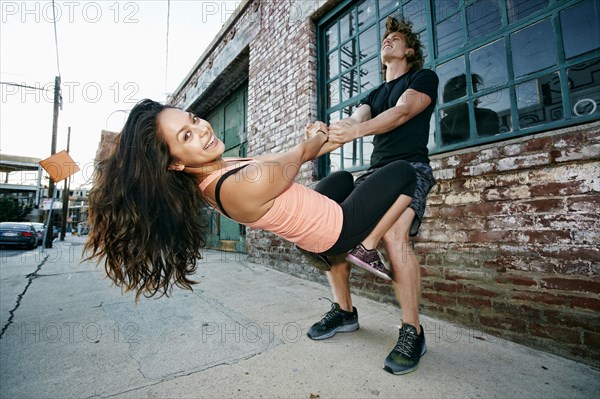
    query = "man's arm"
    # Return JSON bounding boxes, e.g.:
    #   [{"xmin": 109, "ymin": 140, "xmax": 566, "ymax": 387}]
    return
[{"xmin": 329, "ymin": 89, "xmax": 432, "ymax": 144}]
